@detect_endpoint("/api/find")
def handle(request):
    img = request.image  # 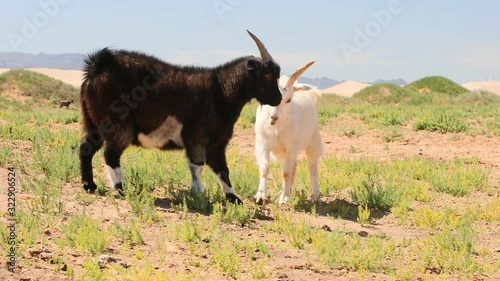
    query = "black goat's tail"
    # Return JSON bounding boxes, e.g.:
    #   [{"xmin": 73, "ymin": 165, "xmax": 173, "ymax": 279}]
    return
[
  {"xmin": 80, "ymin": 48, "xmax": 116, "ymax": 131},
  {"xmin": 82, "ymin": 47, "xmax": 116, "ymax": 81}
]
